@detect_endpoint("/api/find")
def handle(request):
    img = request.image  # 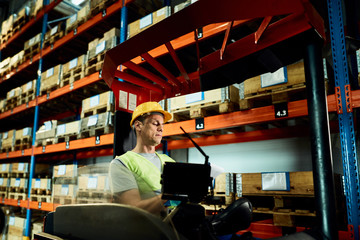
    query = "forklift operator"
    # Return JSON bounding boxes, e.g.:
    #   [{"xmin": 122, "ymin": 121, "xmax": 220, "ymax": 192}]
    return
[{"xmin": 109, "ymin": 102, "xmax": 175, "ymax": 217}]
